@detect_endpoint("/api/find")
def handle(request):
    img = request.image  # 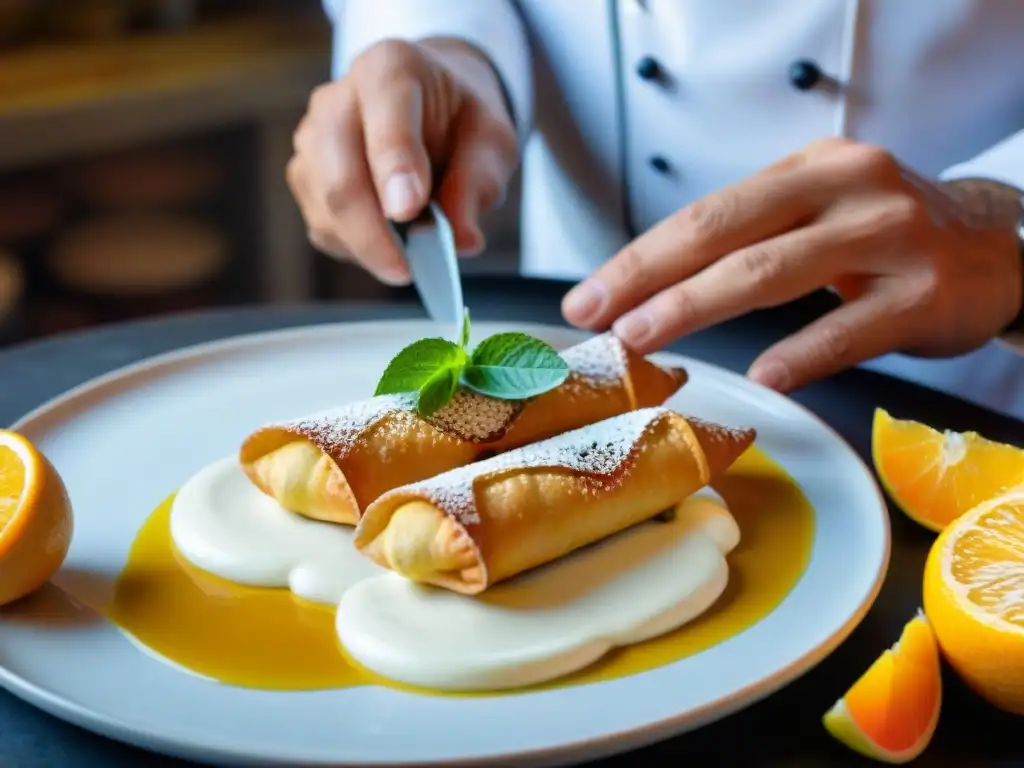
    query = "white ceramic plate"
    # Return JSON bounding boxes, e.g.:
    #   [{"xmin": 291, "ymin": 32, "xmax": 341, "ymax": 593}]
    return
[{"xmin": 0, "ymin": 321, "xmax": 889, "ymax": 767}]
